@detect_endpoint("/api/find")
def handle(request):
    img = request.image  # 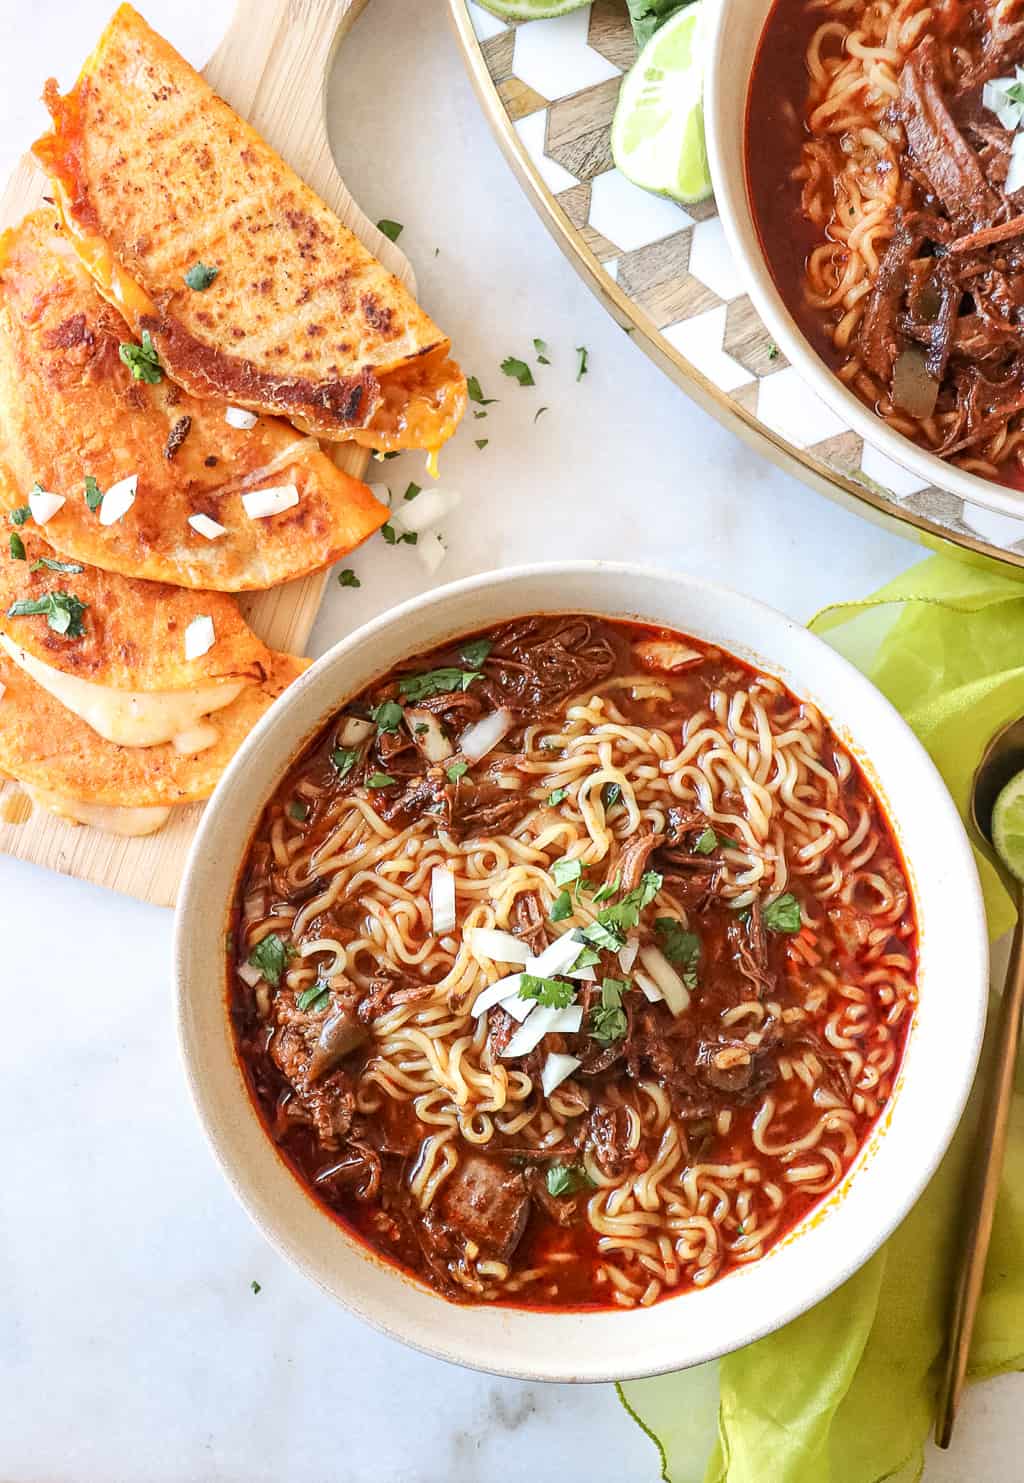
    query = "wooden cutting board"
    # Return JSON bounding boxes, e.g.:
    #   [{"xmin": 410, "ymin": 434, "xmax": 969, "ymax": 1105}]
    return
[{"xmin": 0, "ymin": 0, "xmax": 416, "ymax": 907}]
